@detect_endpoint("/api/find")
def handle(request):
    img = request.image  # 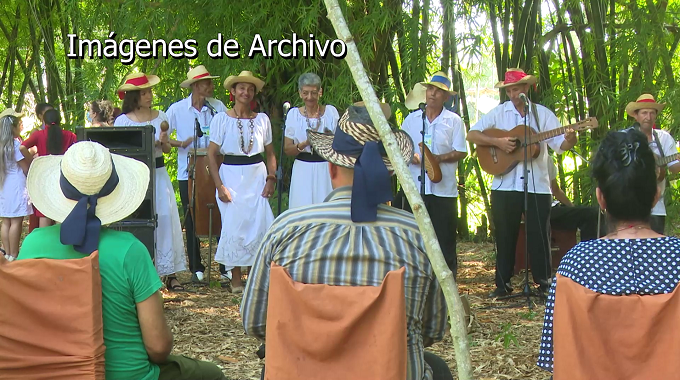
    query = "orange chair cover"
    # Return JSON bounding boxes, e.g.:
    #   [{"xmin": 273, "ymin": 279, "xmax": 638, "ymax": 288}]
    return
[
  {"xmin": 0, "ymin": 251, "xmax": 105, "ymax": 379},
  {"xmin": 264, "ymin": 263, "xmax": 407, "ymax": 380},
  {"xmin": 553, "ymin": 274, "xmax": 680, "ymax": 380}
]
